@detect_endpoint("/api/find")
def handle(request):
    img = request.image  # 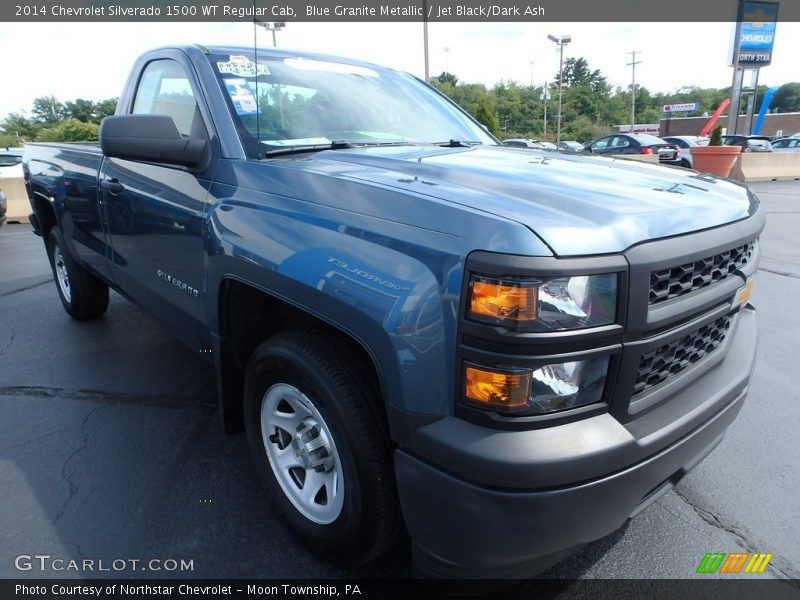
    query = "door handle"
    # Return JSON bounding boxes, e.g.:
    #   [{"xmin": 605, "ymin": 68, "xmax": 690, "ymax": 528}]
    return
[{"xmin": 101, "ymin": 178, "xmax": 124, "ymax": 194}]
